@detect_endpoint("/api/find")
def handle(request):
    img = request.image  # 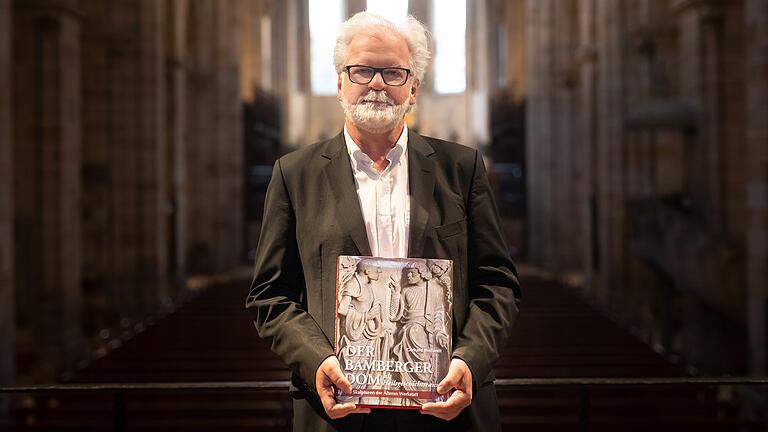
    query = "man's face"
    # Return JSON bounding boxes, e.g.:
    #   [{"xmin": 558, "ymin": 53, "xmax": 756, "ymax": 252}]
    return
[
  {"xmin": 405, "ymin": 269, "xmax": 421, "ymax": 285},
  {"xmin": 337, "ymin": 27, "xmax": 420, "ymax": 133},
  {"xmin": 364, "ymin": 267, "xmax": 381, "ymax": 281},
  {"xmin": 430, "ymin": 263, "xmax": 444, "ymax": 275}
]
